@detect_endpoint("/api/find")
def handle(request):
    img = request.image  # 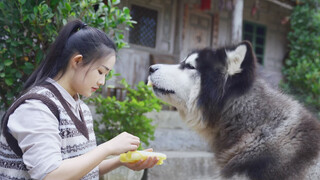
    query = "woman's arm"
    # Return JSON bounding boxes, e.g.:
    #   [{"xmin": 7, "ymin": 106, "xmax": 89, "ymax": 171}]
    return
[
  {"xmin": 44, "ymin": 141, "xmax": 113, "ymax": 180},
  {"xmin": 99, "ymin": 156, "xmax": 122, "ymax": 176},
  {"xmin": 44, "ymin": 132, "xmax": 140, "ymax": 180}
]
